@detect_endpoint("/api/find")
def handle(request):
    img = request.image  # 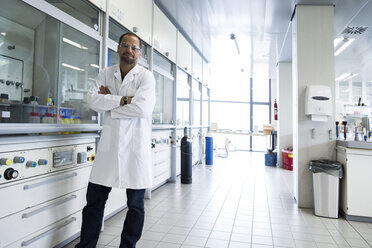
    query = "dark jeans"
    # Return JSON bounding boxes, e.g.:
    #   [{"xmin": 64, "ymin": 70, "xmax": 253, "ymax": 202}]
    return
[{"xmin": 75, "ymin": 182, "xmax": 146, "ymax": 248}]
